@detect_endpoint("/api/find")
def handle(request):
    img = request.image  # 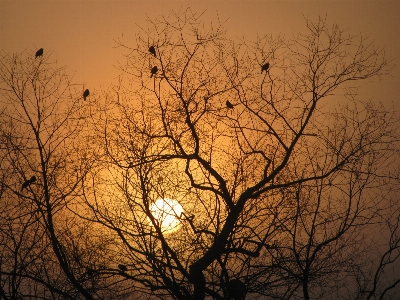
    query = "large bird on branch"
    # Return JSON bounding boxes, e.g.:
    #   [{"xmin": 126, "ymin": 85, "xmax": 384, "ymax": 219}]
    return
[
  {"xmin": 150, "ymin": 66, "xmax": 158, "ymax": 78},
  {"xmin": 35, "ymin": 48, "xmax": 43, "ymax": 58},
  {"xmin": 149, "ymin": 45, "xmax": 156, "ymax": 57},
  {"xmin": 83, "ymin": 89, "xmax": 90, "ymax": 100},
  {"xmin": 118, "ymin": 264, "xmax": 128, "ymax": 272},
  {"xmin": 228, "ymin": 279, "xmax": 247, "ymax": 300},
  {"xmin": 21, "ymin": 176, "xmax": 36, "ymax": 191},
  {"xmin": 226, "ymin": 100, "xmax": 234, "ymax": 109},
  {"xmin": 261, "ymin": 62, "xmax": 270, "ymax": 73}
]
